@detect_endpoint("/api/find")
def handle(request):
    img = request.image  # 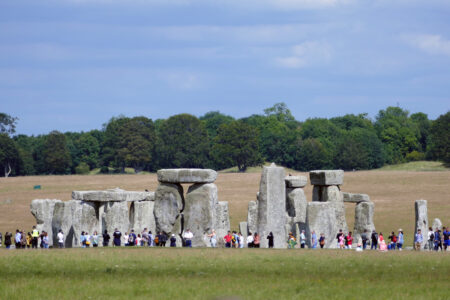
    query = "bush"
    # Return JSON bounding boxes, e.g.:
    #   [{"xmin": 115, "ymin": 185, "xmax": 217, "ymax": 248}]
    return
[
  {"xmin": 99, "ymin": 166, "xmax": 110, "ymax": 174},
  {"xmin": 406, "ymin": 151, "xmax": 425, "ymax": 162},
  {"xmin": 75, "ymin": 162, "xmax": 90, "ymax": 174}
]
